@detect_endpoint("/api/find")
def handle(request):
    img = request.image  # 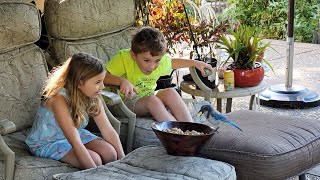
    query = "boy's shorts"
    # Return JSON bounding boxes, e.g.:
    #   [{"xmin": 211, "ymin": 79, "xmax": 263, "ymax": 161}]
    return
[{"xmin": 109, "ymin": 96, "xmax": 140, "ymax": 117}]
